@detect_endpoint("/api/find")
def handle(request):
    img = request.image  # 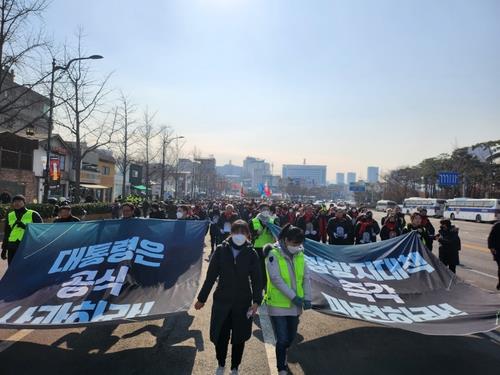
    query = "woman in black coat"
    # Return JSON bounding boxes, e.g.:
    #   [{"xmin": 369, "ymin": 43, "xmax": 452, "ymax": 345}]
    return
[
  {"xmin": 195, "ymin": 220, "xmax": 263, "ymax": 374},
  {"xmin": 437, "ymin": 219, "xmax": 461, "ymax": 273}
]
